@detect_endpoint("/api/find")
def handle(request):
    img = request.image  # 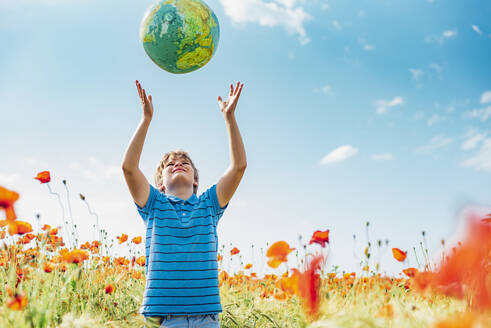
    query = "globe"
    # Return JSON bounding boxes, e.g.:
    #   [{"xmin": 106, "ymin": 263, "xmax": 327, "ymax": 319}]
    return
[{"xmin": 140, "ymin": 0, "xmax": 220, "ymax": 74}]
